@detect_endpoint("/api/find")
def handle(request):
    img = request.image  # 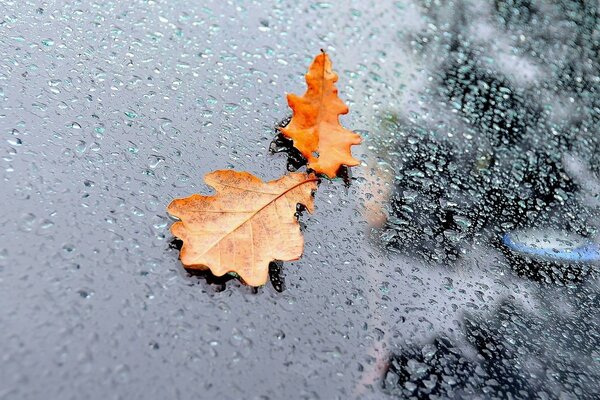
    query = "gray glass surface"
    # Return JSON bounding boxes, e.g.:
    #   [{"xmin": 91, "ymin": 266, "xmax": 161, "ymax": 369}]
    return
[{"xmin": 1, "ymin": 1, "xmax": 598, "ymax": 399}]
